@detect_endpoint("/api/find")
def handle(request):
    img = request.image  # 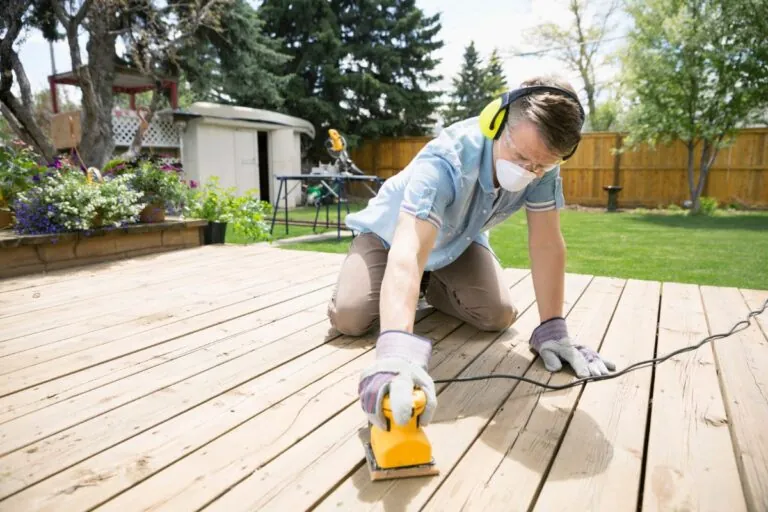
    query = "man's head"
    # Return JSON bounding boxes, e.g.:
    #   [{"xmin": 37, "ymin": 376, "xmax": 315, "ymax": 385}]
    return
[{"xmin": 485, "ymin": 75, "xmax": 584, "ymax": 178}]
